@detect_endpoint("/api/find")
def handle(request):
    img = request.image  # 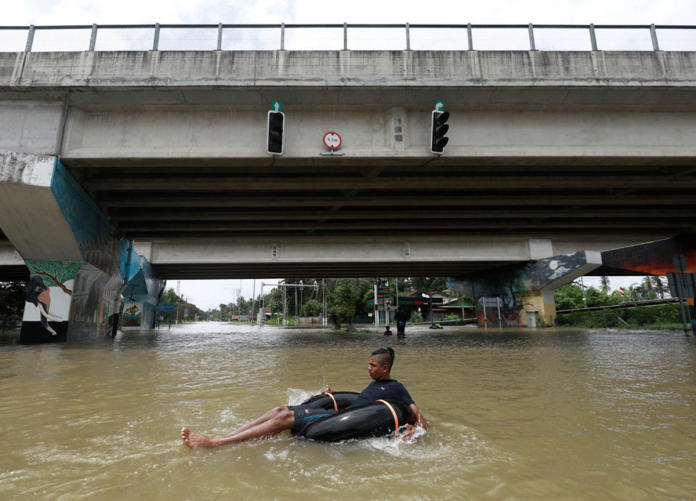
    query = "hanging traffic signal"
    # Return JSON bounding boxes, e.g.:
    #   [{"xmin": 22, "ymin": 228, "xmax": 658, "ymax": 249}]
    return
[
  {"xmin": 430, "ymin": 110, "xmax": 450, "ymax": 154},
  {"xmin": 267, "ymin": 111, "xmax": 285, "ymax": 155}
]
